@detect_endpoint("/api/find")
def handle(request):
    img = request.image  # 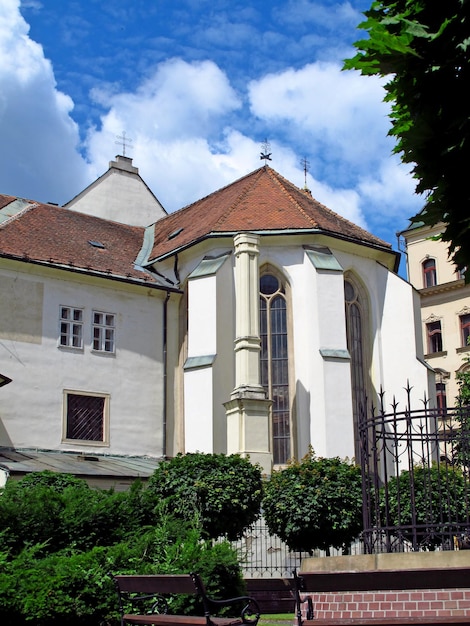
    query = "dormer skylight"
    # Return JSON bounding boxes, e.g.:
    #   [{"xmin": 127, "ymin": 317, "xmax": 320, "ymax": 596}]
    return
[{"xmin": 88, "ymin": 240, "xmax": 106, "ymax": 249}]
